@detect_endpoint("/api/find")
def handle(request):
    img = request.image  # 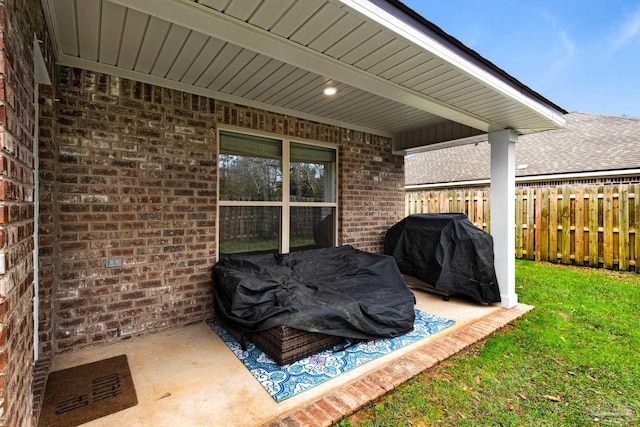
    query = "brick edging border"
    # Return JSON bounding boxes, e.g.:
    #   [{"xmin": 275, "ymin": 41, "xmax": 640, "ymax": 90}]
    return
[{"xmin": 265, "ymin": 303, "xmax": 534, "ymax": 427}]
